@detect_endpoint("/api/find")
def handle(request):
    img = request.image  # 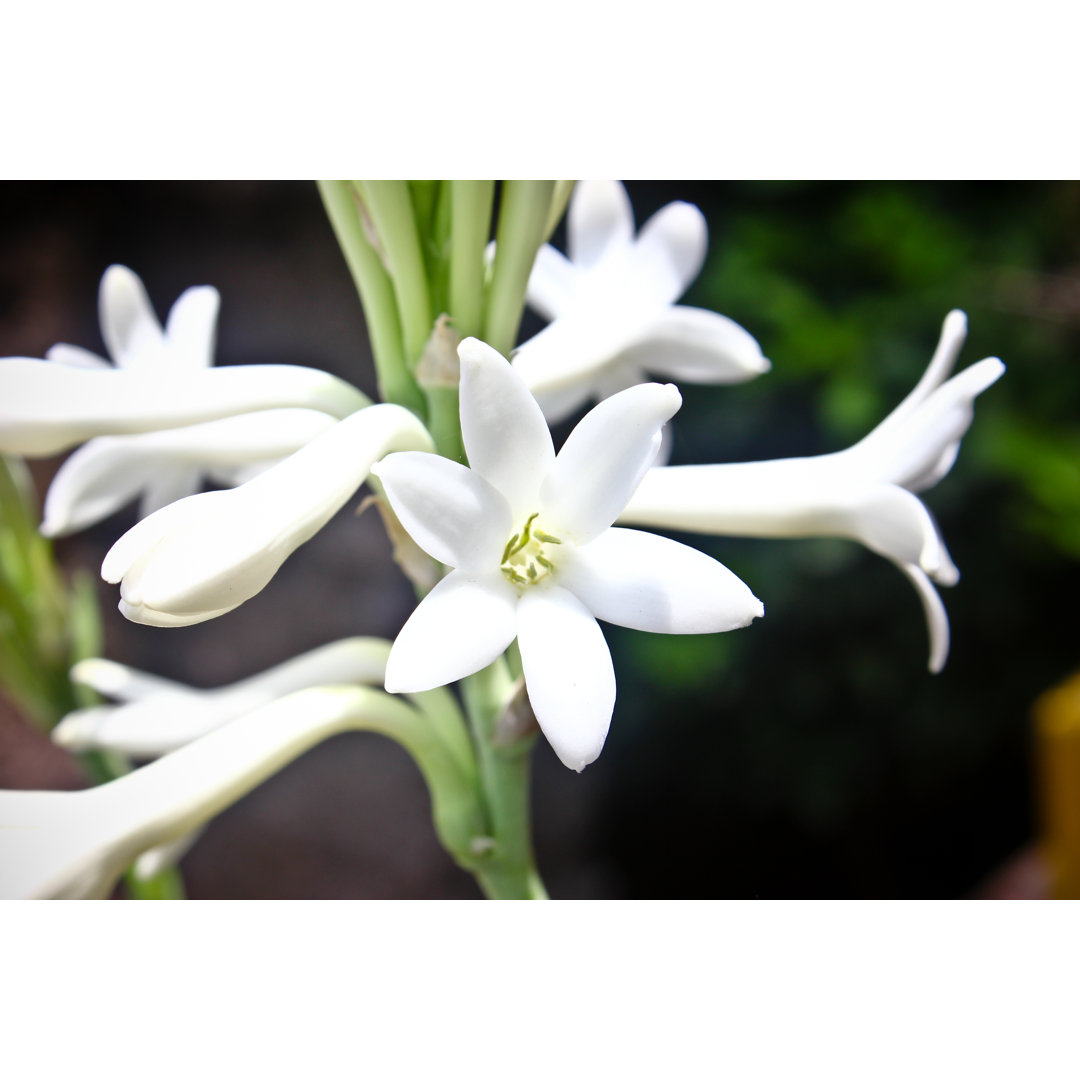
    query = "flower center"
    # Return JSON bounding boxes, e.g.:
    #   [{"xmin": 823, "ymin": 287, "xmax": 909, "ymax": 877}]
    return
[{"xmin": 500, "ymin": 512, "xmax": 561, "ymax": 588}]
